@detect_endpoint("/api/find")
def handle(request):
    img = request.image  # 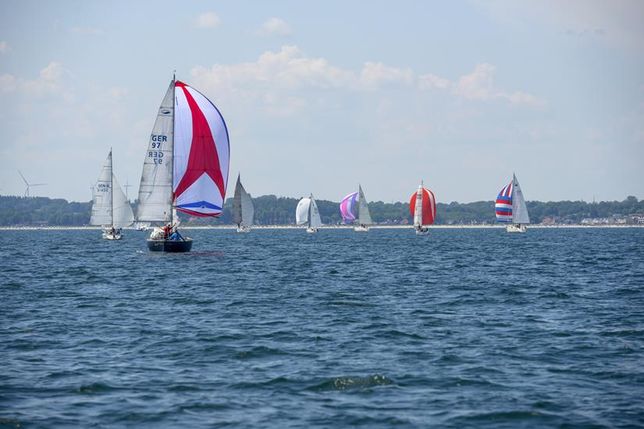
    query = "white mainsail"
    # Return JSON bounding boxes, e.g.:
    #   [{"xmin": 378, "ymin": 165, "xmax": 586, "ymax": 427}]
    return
[
  {"xmin": 232, "ymin": 174, "xmax": 254, "ymax": 227},
  {"xmin": 136, "ymin": 81, "xmax": 174, "ymax": 223},
  {"xmin": 413, "ymin": 185, "xmax": 423, "ymax": 227},
  {"xmin": 357, "ymin": 185, "xmax": 372, "ymax": 225},
  {"xmin": 512, "ymin": 174, "xmax": 530, "ymax": 224},
  {"xmin": 111, "ymin": 175, "xmax": 134, "ymax": 228},
  {"xmin": 90, "ymin": 152, "xmax": 113, "ymax": 226}
]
